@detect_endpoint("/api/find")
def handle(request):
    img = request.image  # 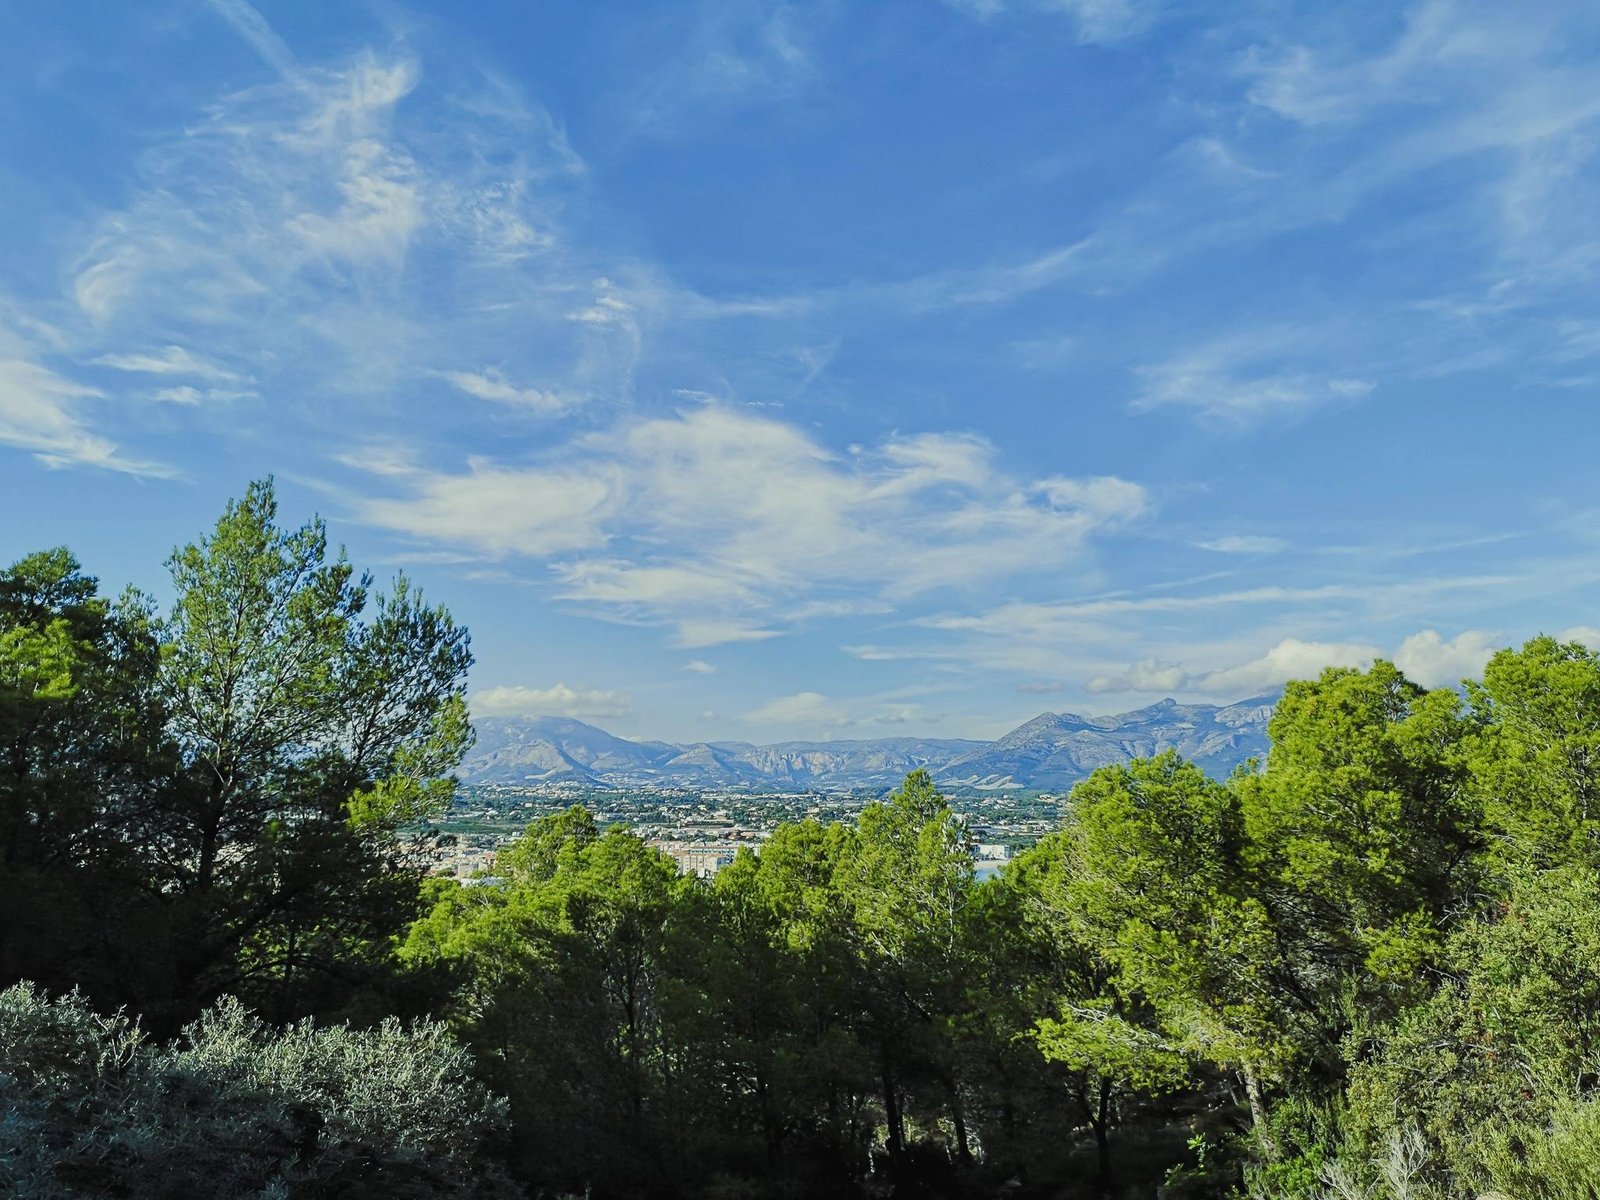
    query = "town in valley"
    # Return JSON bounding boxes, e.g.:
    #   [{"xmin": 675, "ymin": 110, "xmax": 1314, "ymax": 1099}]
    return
[{"xmin": 429, "ymin": 783, "xmax": 1057, "ymax": 882}]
